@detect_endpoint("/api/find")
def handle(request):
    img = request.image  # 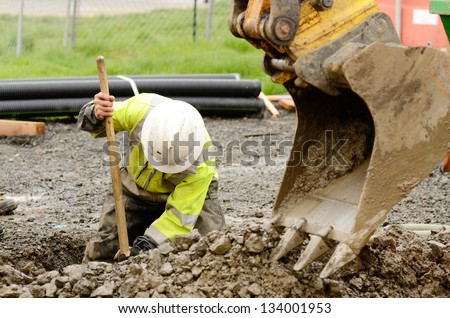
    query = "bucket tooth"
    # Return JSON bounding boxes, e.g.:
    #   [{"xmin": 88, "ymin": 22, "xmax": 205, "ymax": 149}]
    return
[
  {"xmin": 293, "ymin": 235, "xmax": 330, "ymax": 271},
  {"xmin": 270, "ymin": 219, "xmax": 306, "ymax": 261},
  {"xmin": 319, "ymin": 242, "xmax": 357, "ymax": 278},
  {"xmin": 293, "ymin": 226, "xmax": 333, "ymax": 271},
  {"xmin": 320, "ymin": 210, "xmax": 389, "ymax": 278}
]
